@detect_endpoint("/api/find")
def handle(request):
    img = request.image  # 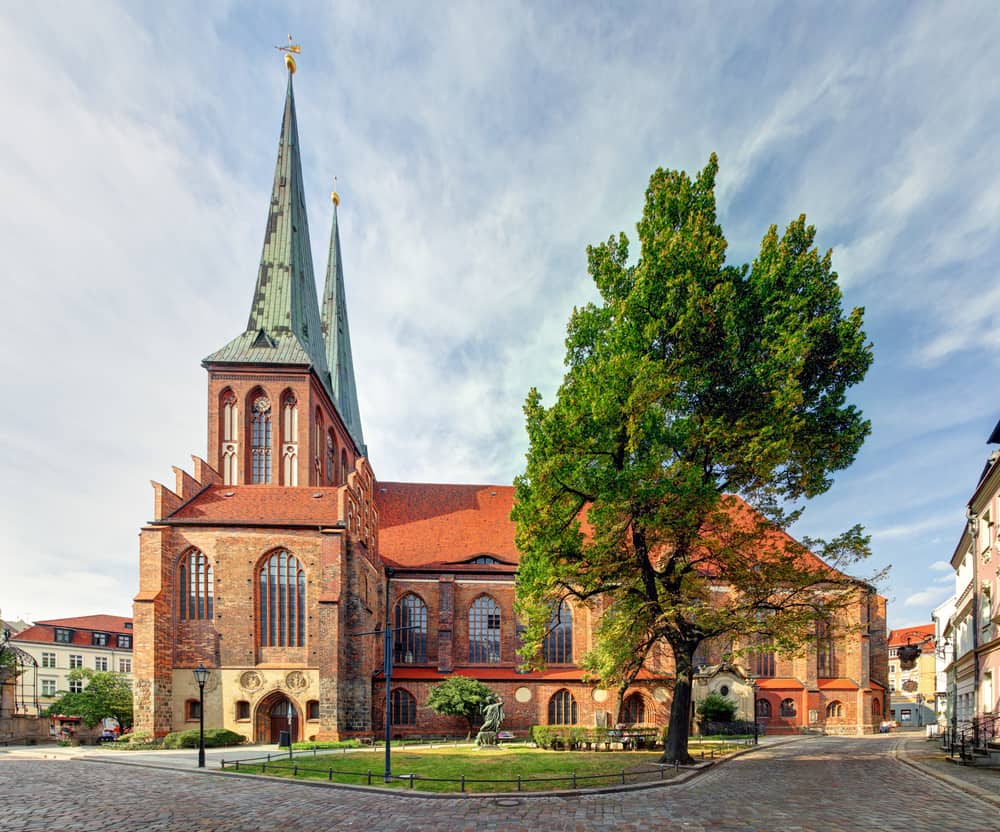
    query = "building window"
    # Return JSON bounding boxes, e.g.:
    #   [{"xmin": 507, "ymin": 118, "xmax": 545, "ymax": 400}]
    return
[
  {"xmin": 221, "ymin": 389, "xmax": 239, "ymax": 485},
  {"xmin": 900, "ymin": 708, "xmax": 912, "ymax": 722},
  {"xmin": 779, "ymin": 698, "xmax": 797, "ymax": 718},
  {"xmin": 236, "ymin": 701, "xmax": 250, "ymax": 721},
  {"xmin": 69, "ymin": 678, "xmax": 84, "ymax": 694},
  {"xmin": 889, "ymin": 679, "xmax": 896, "ymax": 693},
  {"xmin": 186, "ymin": 700, "xmax": 201, "ymax": 721},
  {"xmin": 470, "ymin": 556, "xmax": 500, "ymax": 565},
  {"xmin": 250, "ymin": 393, "xmax": 273, "ymax": 484},
  {"xmin": 391, "ymin": 688, "xmax": 416, "ymax": 725},
  {"xmin": 872, "ymin": 697, "xmax": 881, "ymax": 716},
  {"xmin": 326, "ymin": 431, "xmax": 336, "ymax": 484},
  {"xmin": 548, "ymin": 689, "xmax": 578, "ymax": 725},
  {"xmin": 340, "ymin": 449, "xmax": 348, "ymax": 485},
  {"xmin": 281, "ymin": 392, "xmax": 298, "ymax": 486},
  {"xmin": 621, "ymin": 693, "xmax": 646, "ymax": 724},
  {"xmin": 91, "ymin": 632, "xmax": 109, "ymax": 647},
  {"xmin": 41, "ymin": 652, "xmax": 56, "ymax": 668},
  {"xmin": 54, "ymin": 628, "xmax": 73, "ymax": 643},
  {"xmin": 179, "ymin": 549, "xmax": 214, "ymax": 620},
  {"xmin": 307, "ymin": 700, "xmax": 320, "ymax": 721},
  {"xmin": 393, "ymin": 594, "xmax": 428, "ymax": 664},
  {"xmin": 119, "ymin": 658, "xmax": 132, "ymax": 673},
  {"xmin": 41, "ymin": 679, "xmax": 56, "ymax": 697},
  {"xmin": 95, "ymin": 656, "xmax": 109, "ymax": 671},
  {"xmin": 258, "ymin": 550, "xmax": 306, "ymax": 647},
  {"xmin": 469, "ymin": 595, "xmax": 501, "ymax": 663},
  {"xmin": 117, "ymin": 634, "xmax": 132, "ymax": 649},
  {"xmin": 757, "ymin": 698, "xmax": 772, "ymax": 718},
  {"xmin": 543, "ymin": 602, "xmax": 573, "ymax": 664},
  {"xmin": 825, "ymin": 700, "xmax": 843, "ymax": 718},
  {"xmin": 816, "ymin": 620, "xmax": 838, "ymax": 678},
  {"xmin": 752, "ymin": 649, "xmax": 775, "ymax": 678},
  {"xmin": 69, "ymin": 654, "xmax": 83, "ymax": 669}
]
